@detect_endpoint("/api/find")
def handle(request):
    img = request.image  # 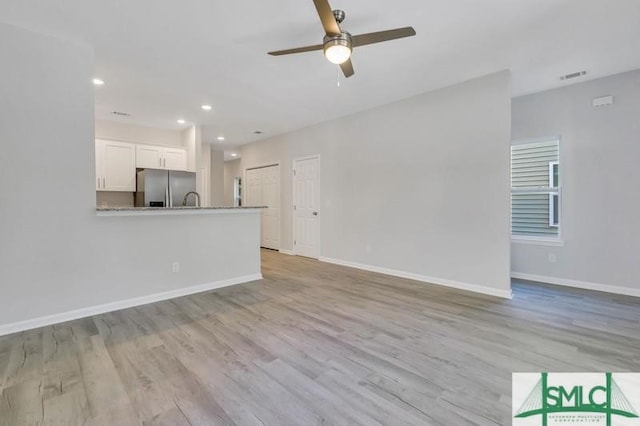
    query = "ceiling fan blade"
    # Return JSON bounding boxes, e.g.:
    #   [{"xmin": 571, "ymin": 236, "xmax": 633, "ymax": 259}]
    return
[
  {"xmin": 268, "ymin": 44, "xmax": 323, "ymax": 56},
  {"xmin": 352, "ymin": 27, "xmax": 416, "ymax": 48},
  {"xmin": 340, "ymin": 58, "xmax": 354, "ymax": 78},
  {"xmin": 313, "ymin": 0, "xmax": 341, "ymax": 36}
]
